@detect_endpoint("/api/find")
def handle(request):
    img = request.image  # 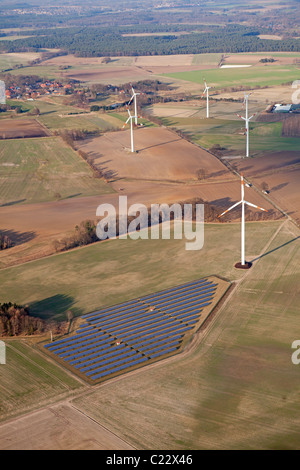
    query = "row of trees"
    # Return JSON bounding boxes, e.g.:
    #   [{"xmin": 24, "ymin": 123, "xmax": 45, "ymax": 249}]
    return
[
  {"xmin": 0, "ymin": 233, "xmax": 14, "ymax": 250},
  {"xmin": 282, "ymin": 115, "xmax": 300, "ymax": 137},
  {"xmin": 0, "ymin": 303, "xmax": 45, "ymax": 337}
]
